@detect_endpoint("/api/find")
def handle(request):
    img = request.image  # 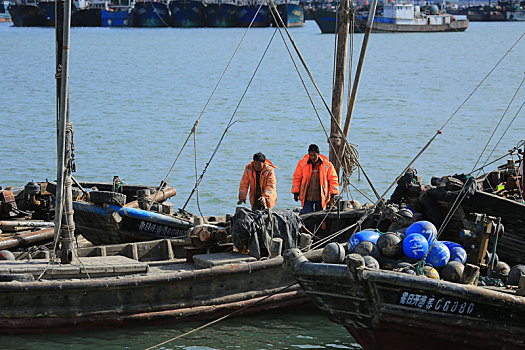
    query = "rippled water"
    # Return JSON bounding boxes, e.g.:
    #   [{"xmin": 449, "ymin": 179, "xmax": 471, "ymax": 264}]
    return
[{"xmin": 1, "ymin": 20, "xmax": 524, "ymax": 348}]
